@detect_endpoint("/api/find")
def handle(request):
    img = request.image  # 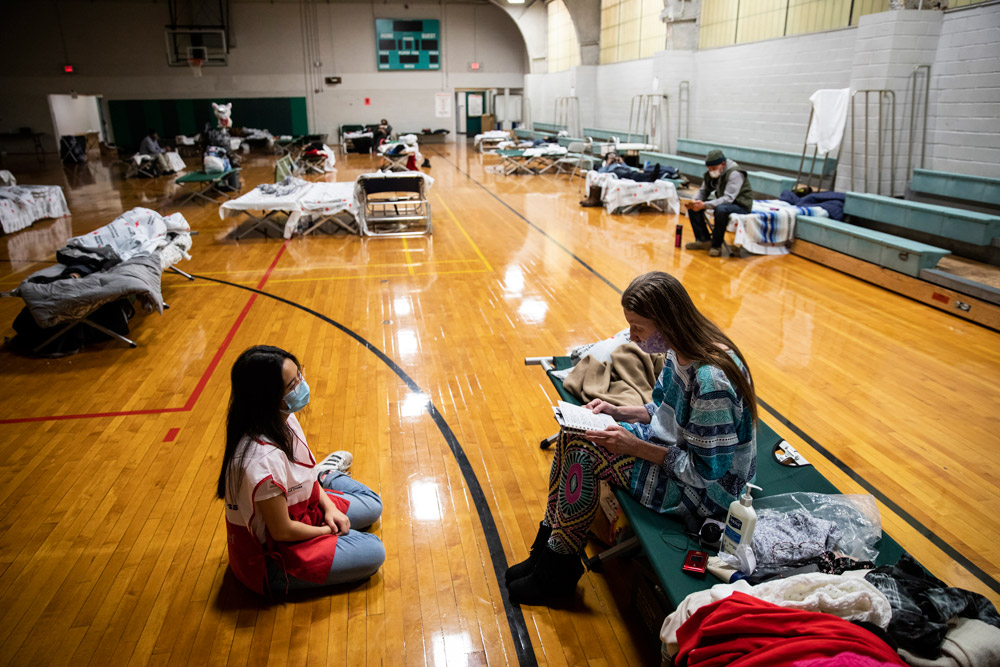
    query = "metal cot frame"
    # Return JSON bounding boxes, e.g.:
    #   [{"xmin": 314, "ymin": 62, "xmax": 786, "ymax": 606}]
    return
[{"xmin": 355, "ymin": 174, "xmax": 432, "ymax": 237}]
